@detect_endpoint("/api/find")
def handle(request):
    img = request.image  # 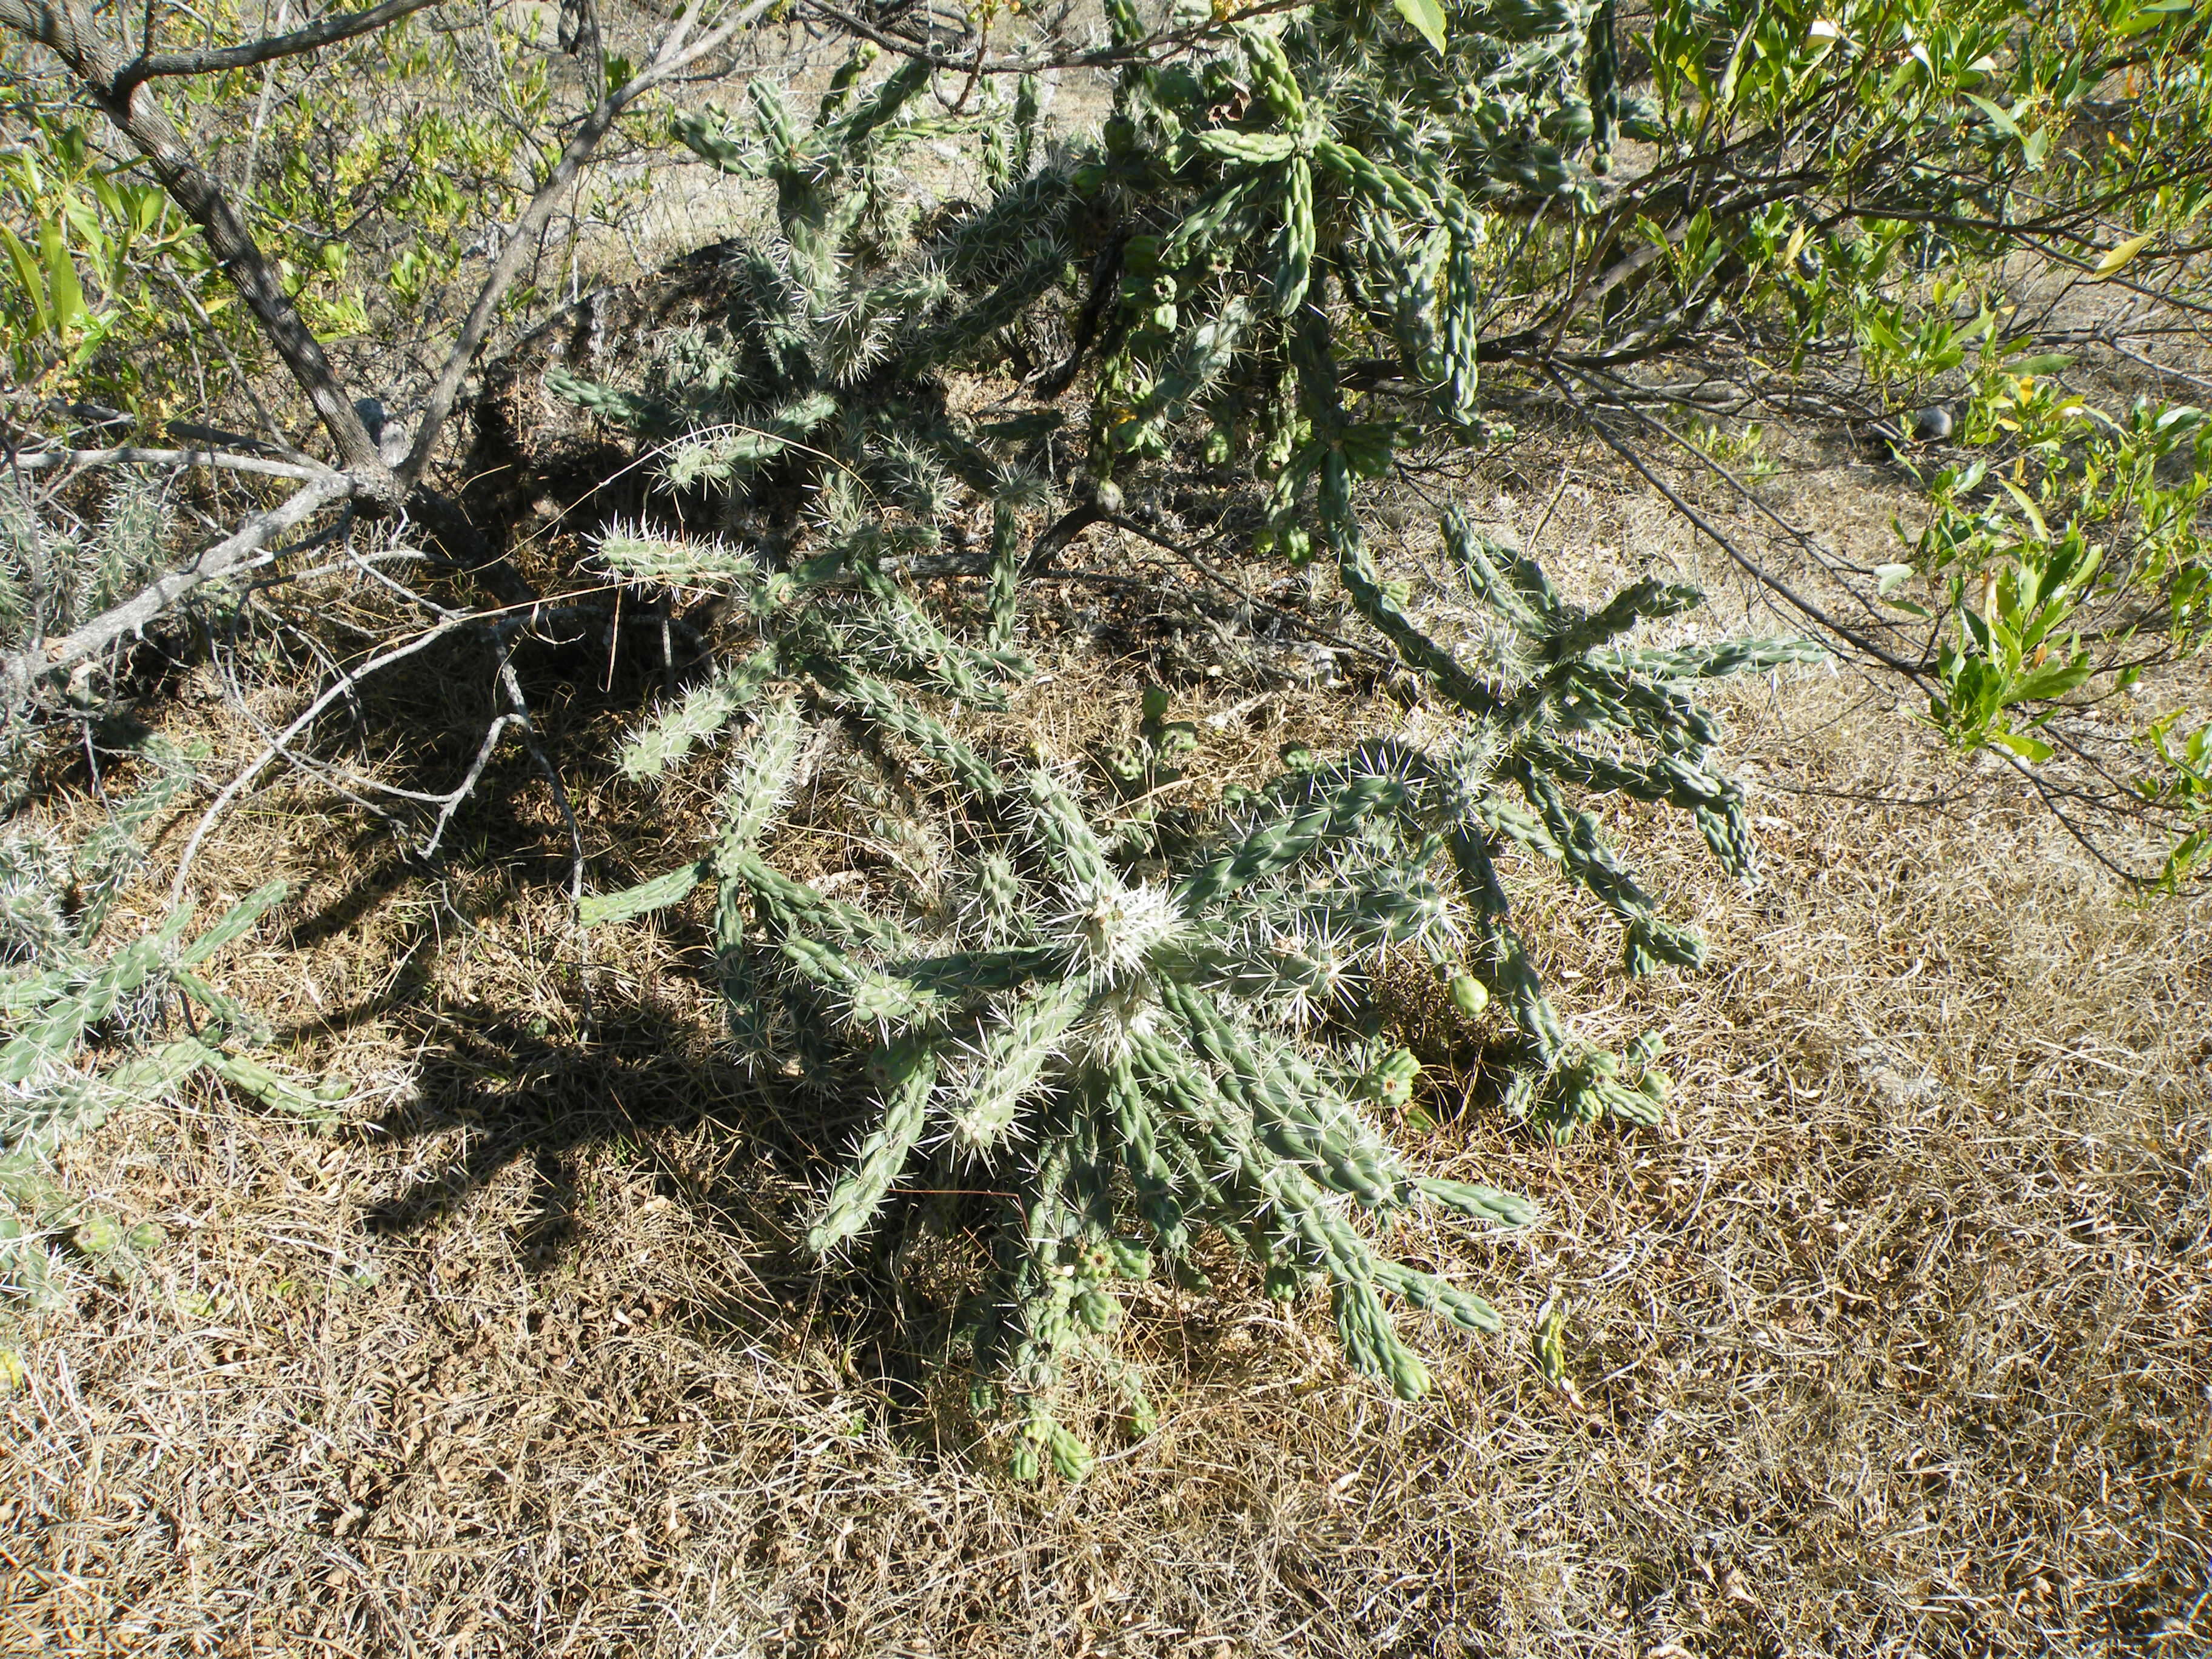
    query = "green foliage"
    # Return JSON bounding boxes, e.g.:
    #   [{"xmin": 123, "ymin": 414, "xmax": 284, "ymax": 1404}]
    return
[{"xmin": 1, "ymin": 10, "xmax": 551, "ymax": 428}]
